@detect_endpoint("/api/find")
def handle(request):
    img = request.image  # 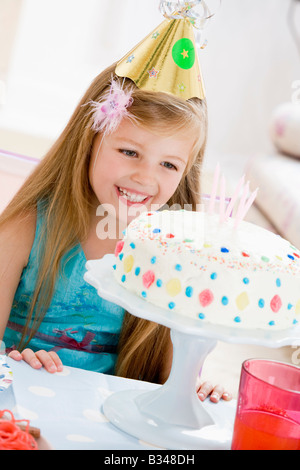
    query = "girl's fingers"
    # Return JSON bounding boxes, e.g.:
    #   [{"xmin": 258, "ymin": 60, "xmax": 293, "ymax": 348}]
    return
[
  {"xmin": 197, "ymin": 381, "xmax": 214, "ymax": 401},
  {"xmin": 221, "ymin": 390, "xmax": 232, "ymax": 401},
  {"xmin": 8, "ymin": 350, "xmax": 23, "ymax": 361},
  {"xmin": 209, "ymin": 385, "xmax": 226, "ymax": 403},
  {"xmin": 197, "ymin": 381, "xmax": 232, "ymax": 403},
  {"xmin": 48, "ymin": 351, "xmax": 63, "ymax": 372},
  {"xmin": 35, "ymin": 350, "xmax": 62, "ymax": 373},
  {"xmin": 9, "ymin": 348, "xmax": 63, "ymax": 373},
  {"xmin": 20, "ymin": 348, "xmax": 43, "ymax": 369}
]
